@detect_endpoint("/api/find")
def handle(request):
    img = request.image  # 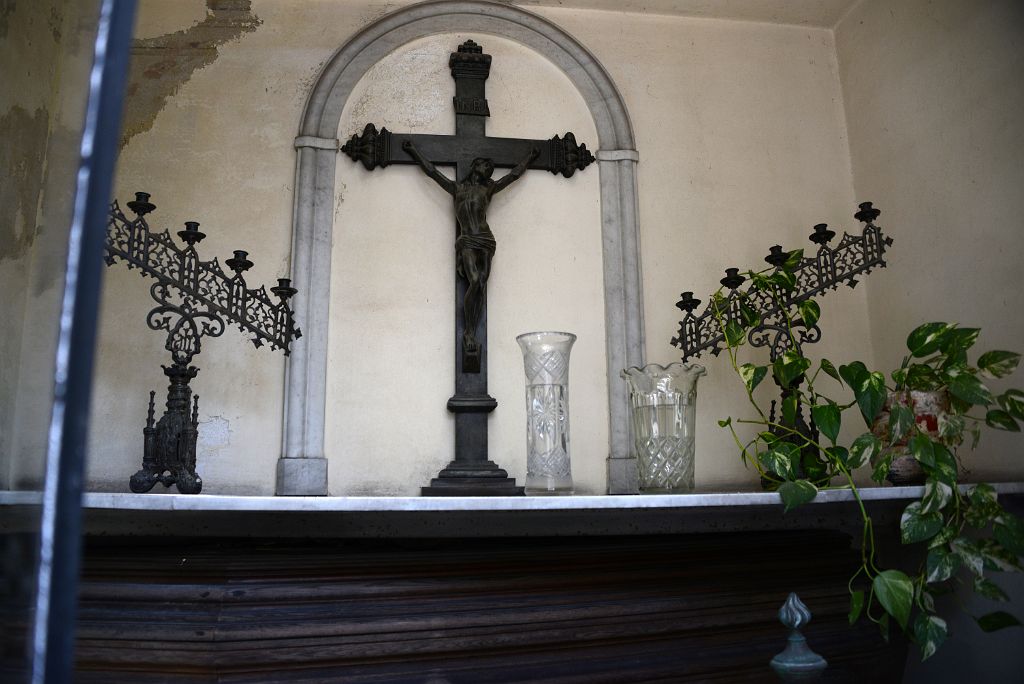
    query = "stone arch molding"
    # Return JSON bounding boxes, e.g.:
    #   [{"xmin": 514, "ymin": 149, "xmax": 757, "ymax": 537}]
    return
[{"xmin": 278, "ymin": 0, "xmax": 644, "ymax": 495}]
